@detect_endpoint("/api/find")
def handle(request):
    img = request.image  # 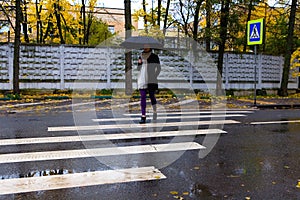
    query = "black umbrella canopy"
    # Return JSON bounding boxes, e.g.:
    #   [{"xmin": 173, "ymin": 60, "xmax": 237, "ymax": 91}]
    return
[{"xmin": 121, "ymin": 36, "xmax": 163, "ymax": 49}]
